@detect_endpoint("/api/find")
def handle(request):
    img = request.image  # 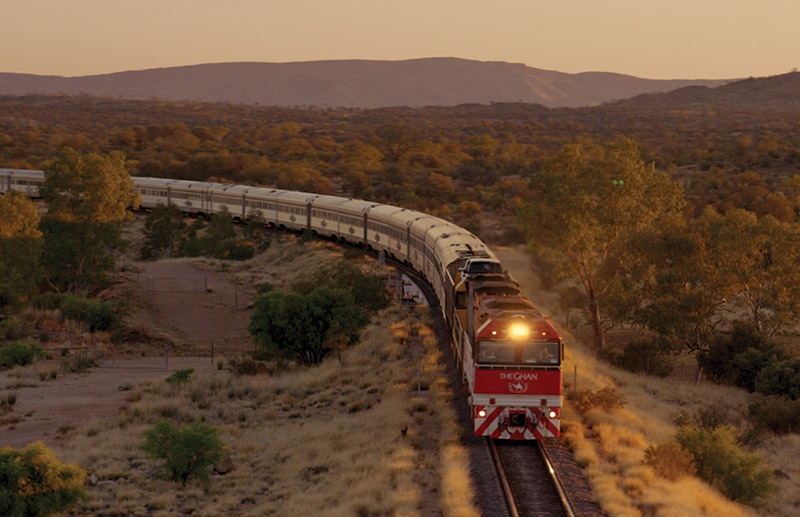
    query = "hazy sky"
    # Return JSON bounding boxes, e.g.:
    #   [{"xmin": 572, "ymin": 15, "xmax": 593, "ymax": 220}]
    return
[{"xmin": 3, "ymin": 0, "xmax": 797, "ymax": 79}]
